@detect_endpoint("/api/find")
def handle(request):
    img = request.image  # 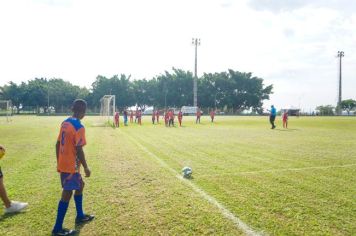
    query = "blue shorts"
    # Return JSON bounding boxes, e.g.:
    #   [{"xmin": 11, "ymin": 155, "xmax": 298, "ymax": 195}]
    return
[{"xmin": 60, "ymin": 173, "xmax": 83, "ymax": 191}]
